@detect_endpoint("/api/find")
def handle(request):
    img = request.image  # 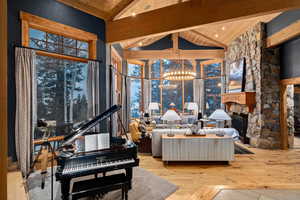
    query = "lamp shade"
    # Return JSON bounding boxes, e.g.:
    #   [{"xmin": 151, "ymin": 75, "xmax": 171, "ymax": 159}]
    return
[
  {"xmin": 185, "ymin": 102, "xmax": 198, "ymax": 111},
  {"xmin": 148, "ymin": 102, "xmax": 159, "ymax": 110},
  {"xmin": 161, "ymin": 110, "xmax": 181, "ymax": 121},
  {"xmin": 208, "ymin": 109, "xmax": 231, "ymax": 120}
]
